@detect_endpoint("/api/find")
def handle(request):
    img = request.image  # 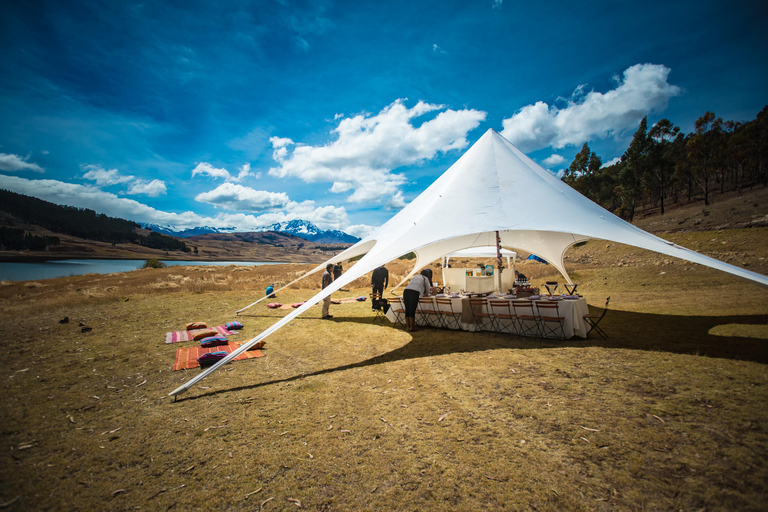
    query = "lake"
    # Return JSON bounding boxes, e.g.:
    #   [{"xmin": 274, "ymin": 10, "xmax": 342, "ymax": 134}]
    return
[{"xmin": 0, "ymin": 259, "xmax": 285, "ymax": 282}]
